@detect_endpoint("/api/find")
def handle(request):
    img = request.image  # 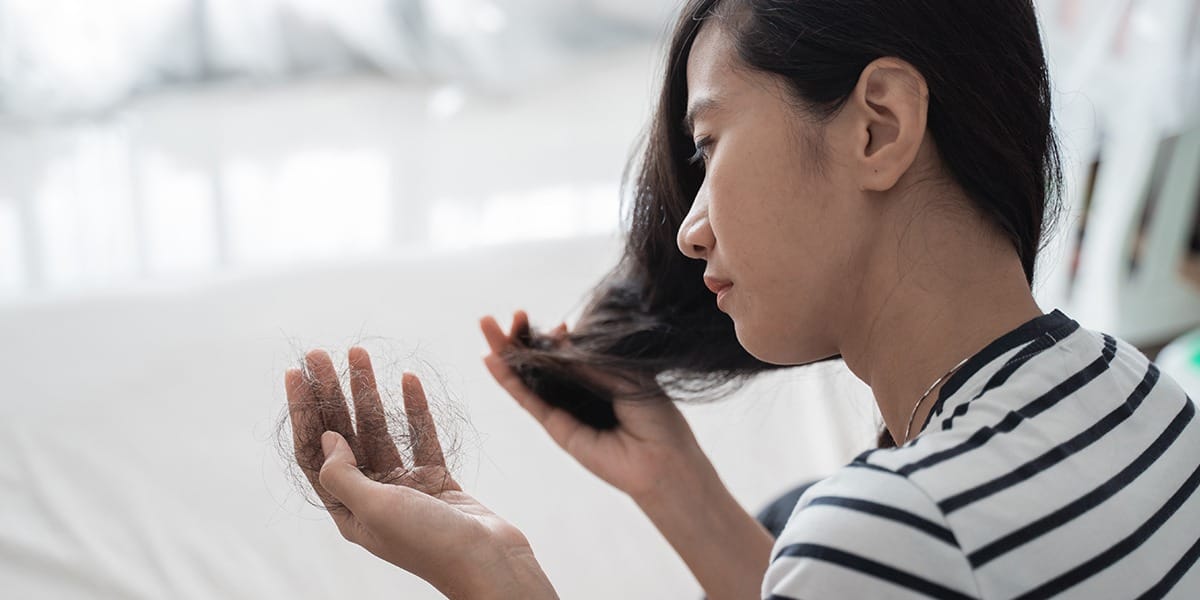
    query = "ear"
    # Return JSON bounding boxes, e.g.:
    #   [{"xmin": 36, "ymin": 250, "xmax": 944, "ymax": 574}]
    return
[{"xmin": 845, "ymin": 57, "xmax": 929, "ymax": 192}]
